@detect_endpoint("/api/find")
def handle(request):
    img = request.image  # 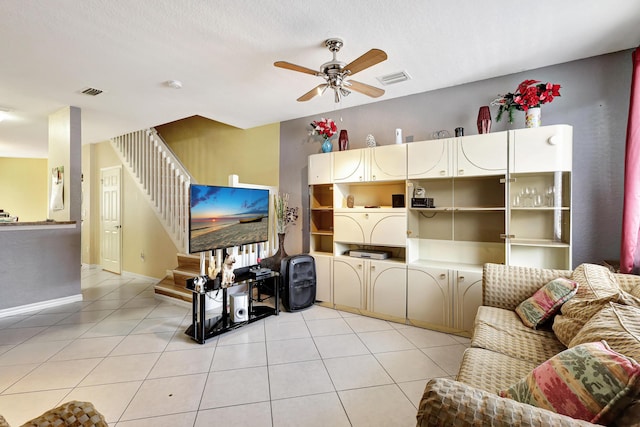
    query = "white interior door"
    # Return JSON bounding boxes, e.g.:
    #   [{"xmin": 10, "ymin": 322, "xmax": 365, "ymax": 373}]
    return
[{"xmin": 101, "ymin": 166, "xmax": 122, "ymax": 274}]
